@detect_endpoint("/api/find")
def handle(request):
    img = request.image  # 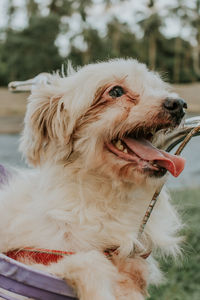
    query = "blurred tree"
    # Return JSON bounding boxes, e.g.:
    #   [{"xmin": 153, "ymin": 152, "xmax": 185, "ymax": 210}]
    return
[
  {"xmin": 0, "ymin": 0, "xmax": 200, "ymax": 85},
  {"xmin": 0, "ymin": 15, "xmax": 62, "ymax": 82},
  {"xmin": 68, "ymin": 28, "xmax": 107, "ymax": 65},
  {"xmin": 6, "ymin": 0, "xmax": 16, "ymax": 28},
  {"xmin": 106, "ymin": 18, "xmax": 139, "ymax": 59},
  {"xmin": 48, "ymin": 0, "xmax": 73, "ymax": 17},
  {"xmin": 76, "ymin": 0, "xmax": 93, "ymax": 22},
  {"xmin": 68, "ymin": 18, "xmax": 139, "ymax": 66},
  {"xmin": 26, "ymin": 0, "xmax": 39, "ymax": 20},
  {"xmin": 167, "ymin": 0, "xmax": 193, "ymax": 82},
  {"xmin": 192, "ymin": 0, "xmax": 200, "ymax": 78},
  {"xmin": 157, "ymin": 37, "xmax": 196, "ymax": 83},
  {"xmin": 0, "ymin": 43, "xmax": 8, "ymax": 85},
  {"xmin": 137, "ymin": 0, "xmax": 162, "ymax": 70}
]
